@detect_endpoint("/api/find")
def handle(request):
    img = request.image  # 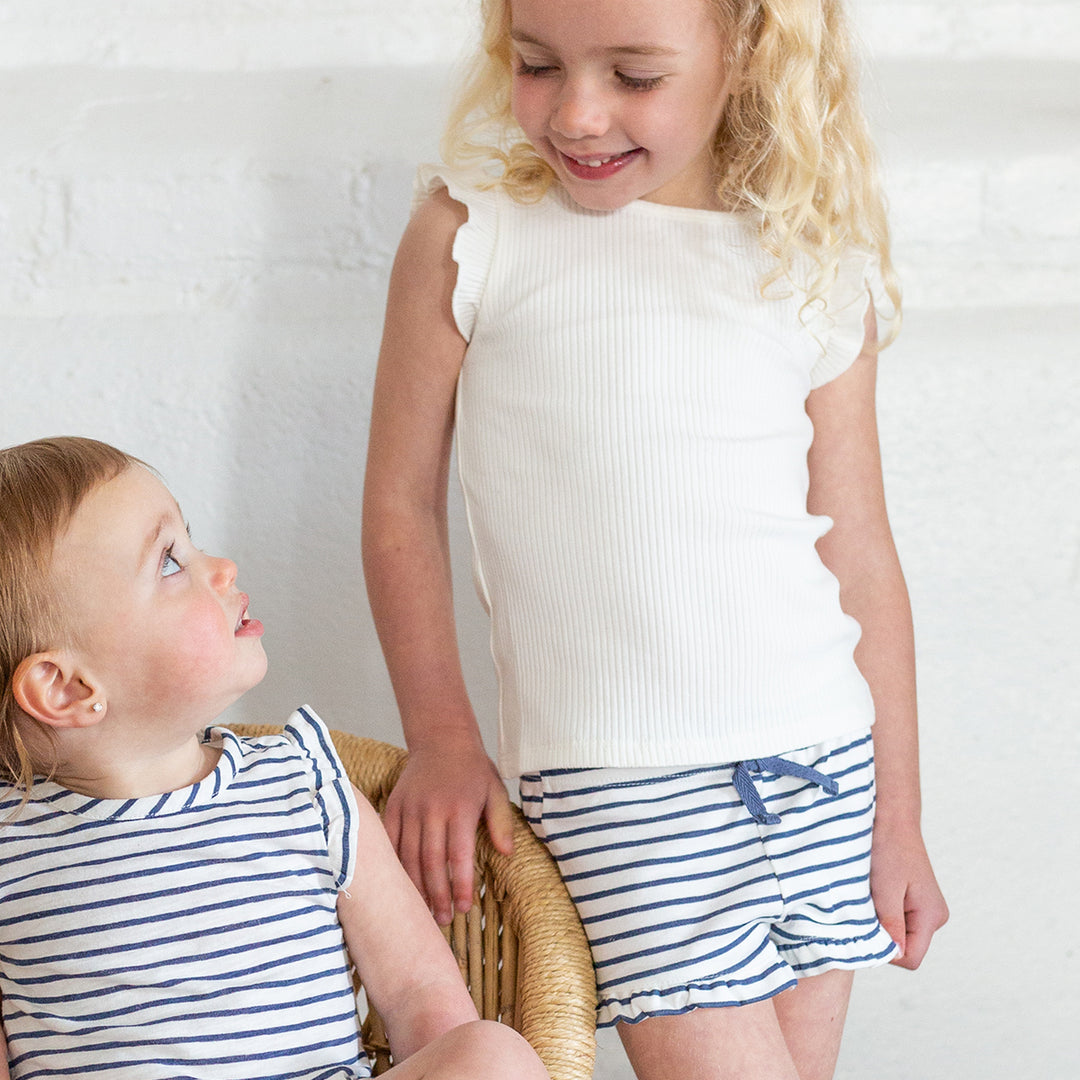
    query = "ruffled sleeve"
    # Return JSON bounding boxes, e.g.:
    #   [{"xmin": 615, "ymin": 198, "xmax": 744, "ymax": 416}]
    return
[
  {"xmin": 283, "ymin": 705, "xmax": 359, "ymax": 892},
  {"xmin": 414, "ymin": 164, "xmax": 498, "ymax": 343},
  {"xmin": 807, "ymin": 252, "xmax": 898, "ymax": 388}
]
